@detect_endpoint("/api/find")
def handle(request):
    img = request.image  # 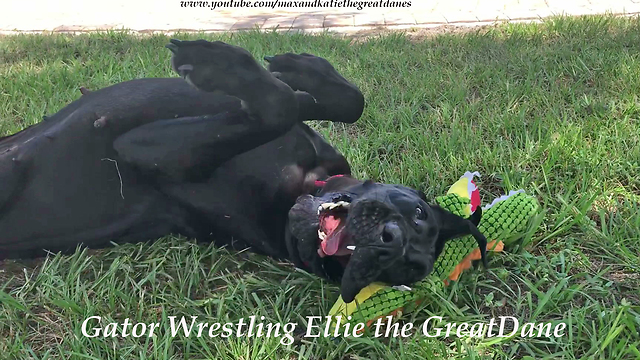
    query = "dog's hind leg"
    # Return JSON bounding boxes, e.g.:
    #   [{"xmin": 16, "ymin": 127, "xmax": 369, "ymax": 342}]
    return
[
  {"xmin": 264, "ymin": 53, "xmax": 365, "ymax": 123},
  {"xmin": 166, "ymin": 39, "xmax": 298, "ymax": 130},
  {"xmin": 115, "ymin": 40, "xmax": 302, "ymax": 181},
  {"xmin": 0, "ymin": 140, "xmax": 33, "ymax": 218},
  {"xmin": 0, "ymin": 162, "xmax": 24, "ymax": 216}
]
